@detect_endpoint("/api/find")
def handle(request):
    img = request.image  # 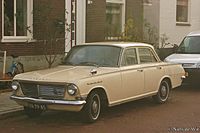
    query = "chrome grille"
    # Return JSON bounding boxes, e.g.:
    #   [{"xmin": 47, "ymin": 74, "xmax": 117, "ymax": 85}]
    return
[
  {"xmin": 20, "ymin": 83, "xmax": 38, "ymax": 98},
  {"xmin": 19, "ymin": 82, "xmax": 66, "ymax": 99},
  {"xmin": 39, "ymin": 85, "xmax": 65, "ymax": 99}
]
